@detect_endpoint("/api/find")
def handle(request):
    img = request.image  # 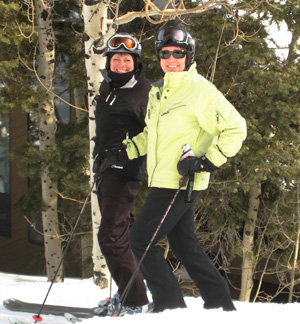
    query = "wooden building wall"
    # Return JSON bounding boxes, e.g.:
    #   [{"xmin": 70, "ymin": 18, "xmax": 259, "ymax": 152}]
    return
[
  {"xmin": 0, "ymin": 109, "xmax": 44, "ymax": 275},
  {"xmin": 0, "ymin": 108, "xmax": 84, "ymax": 277}
]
